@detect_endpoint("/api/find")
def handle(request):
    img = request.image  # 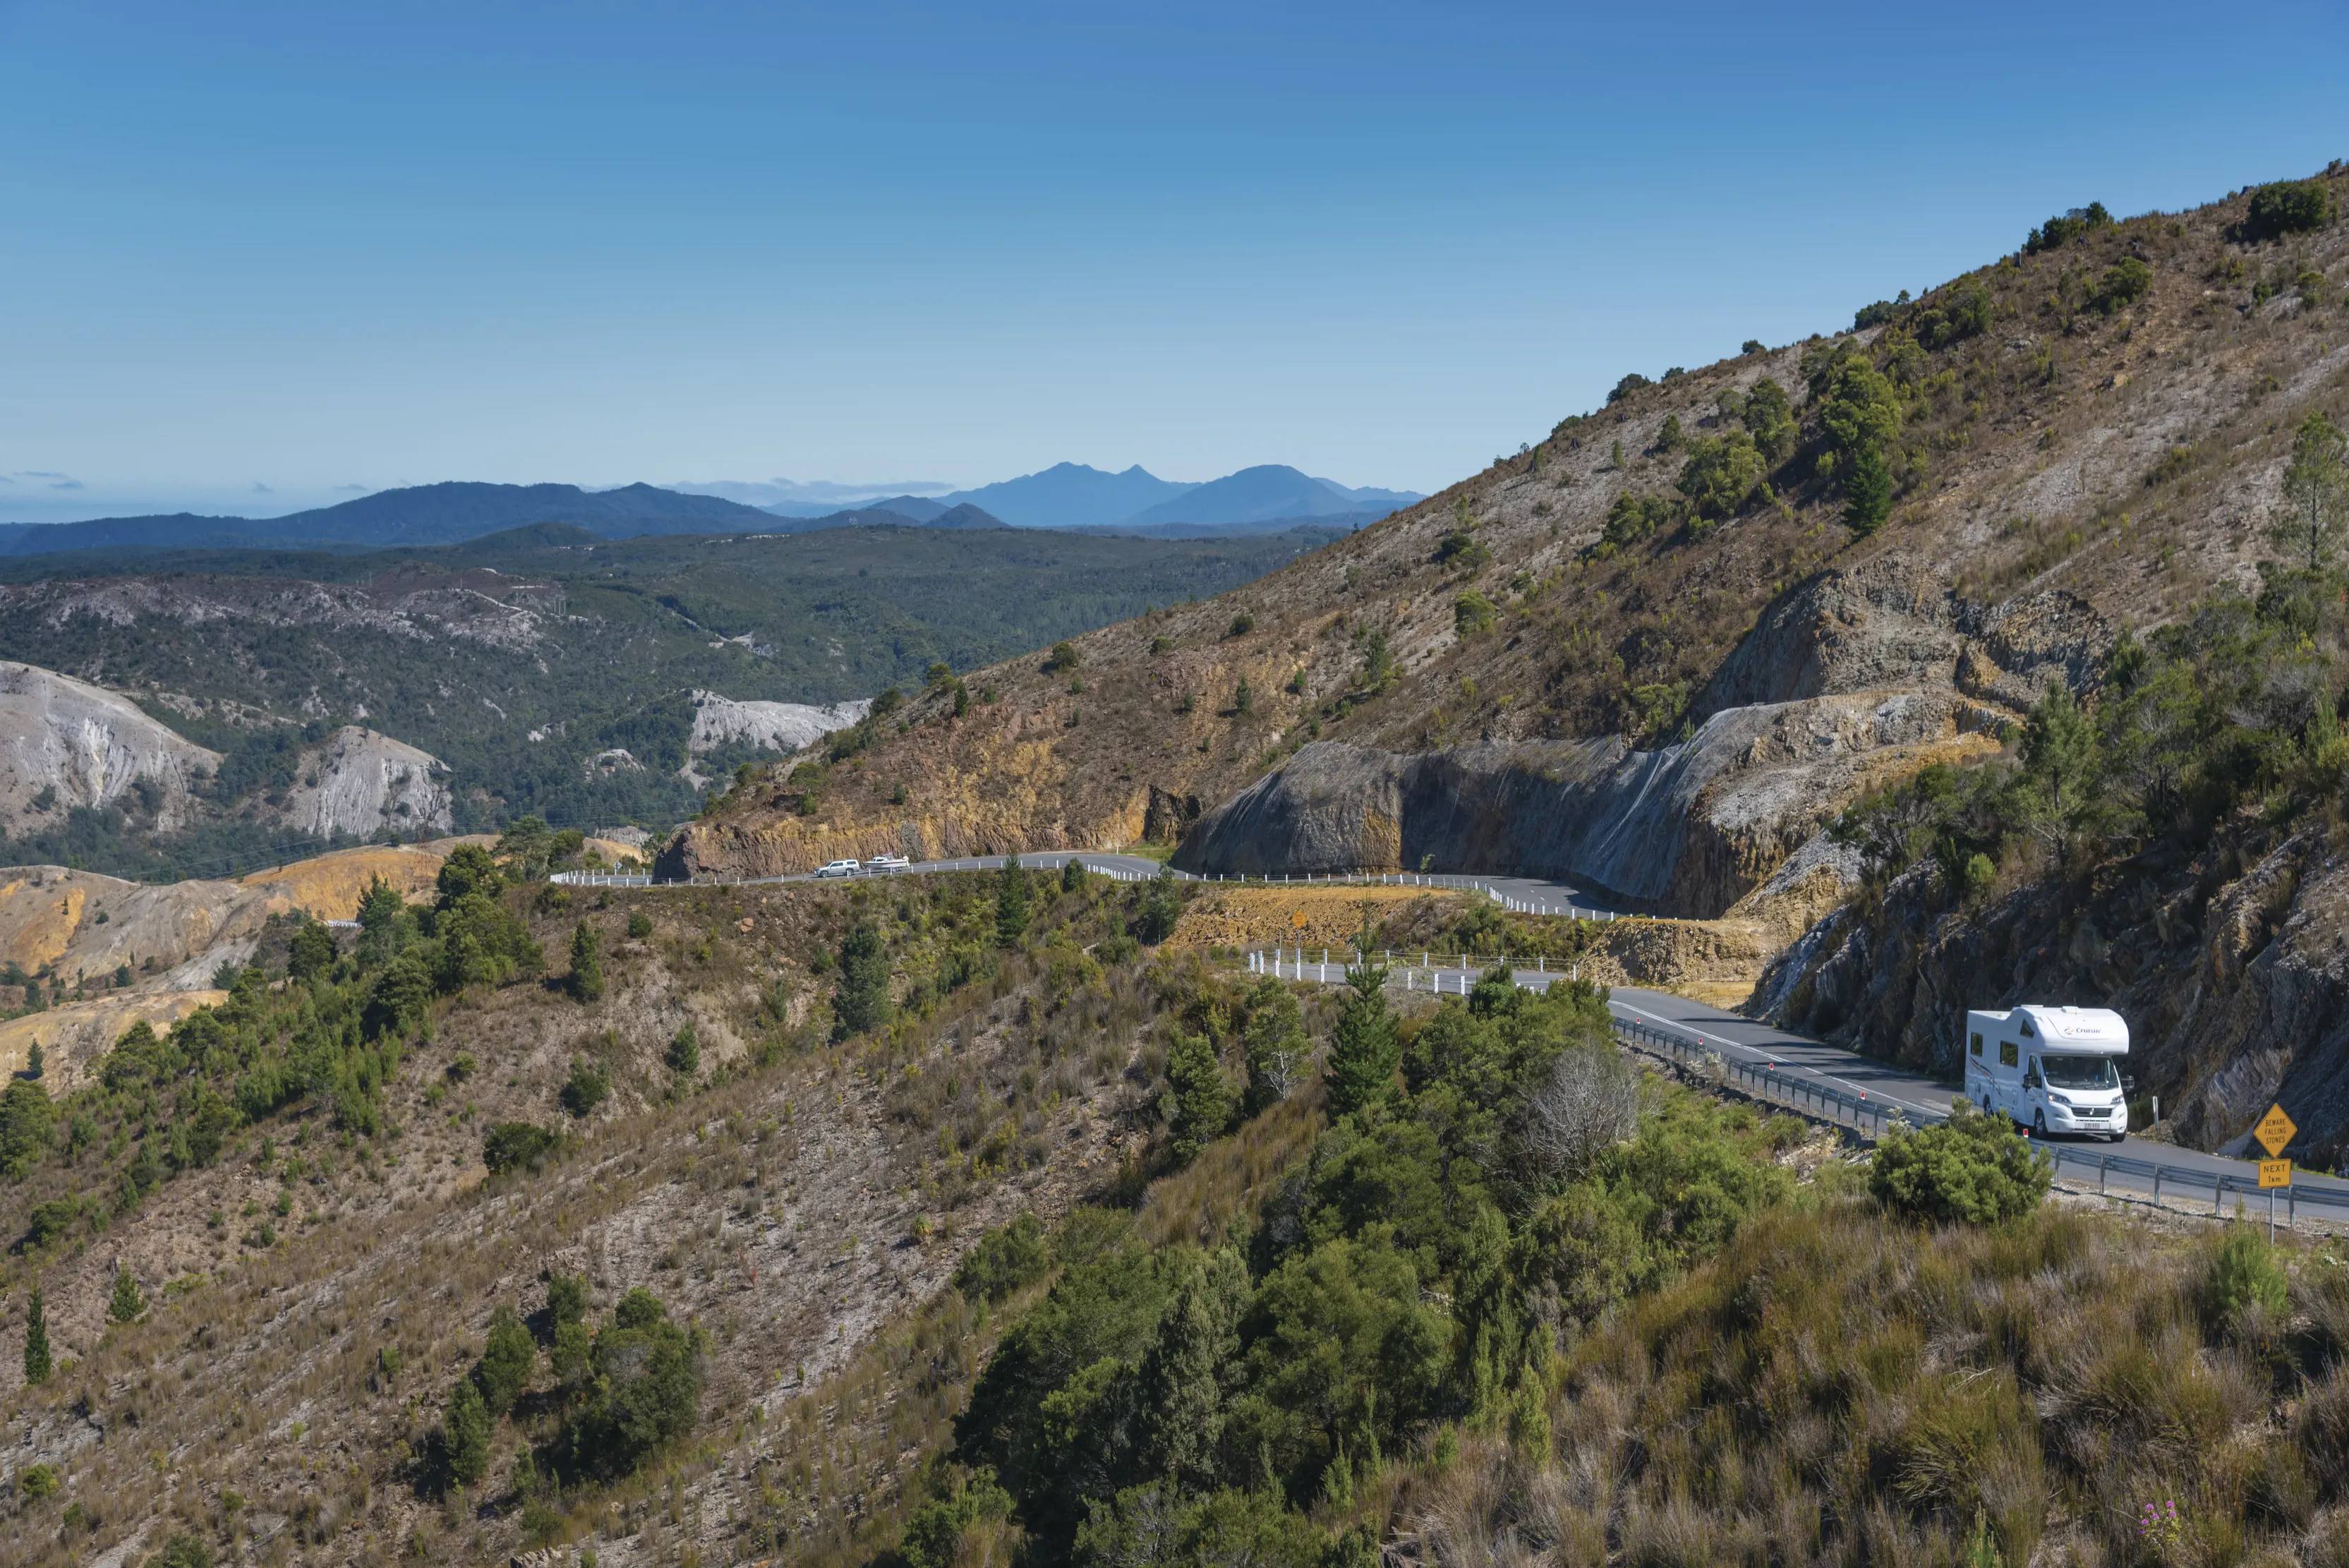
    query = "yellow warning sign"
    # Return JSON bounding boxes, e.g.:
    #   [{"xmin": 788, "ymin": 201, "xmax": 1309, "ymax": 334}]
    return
[
  {"xmin": 2260, "ymin": 1159, "xmax": 2293, "ymax": 1189},
  {"xmin": 2255, "ymin": 1103, "xmax": 2297, "ymax": 1158},
  {"xmin": 1291, "ymin": 910, "xmax": 1309, "ymax": 929}
]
